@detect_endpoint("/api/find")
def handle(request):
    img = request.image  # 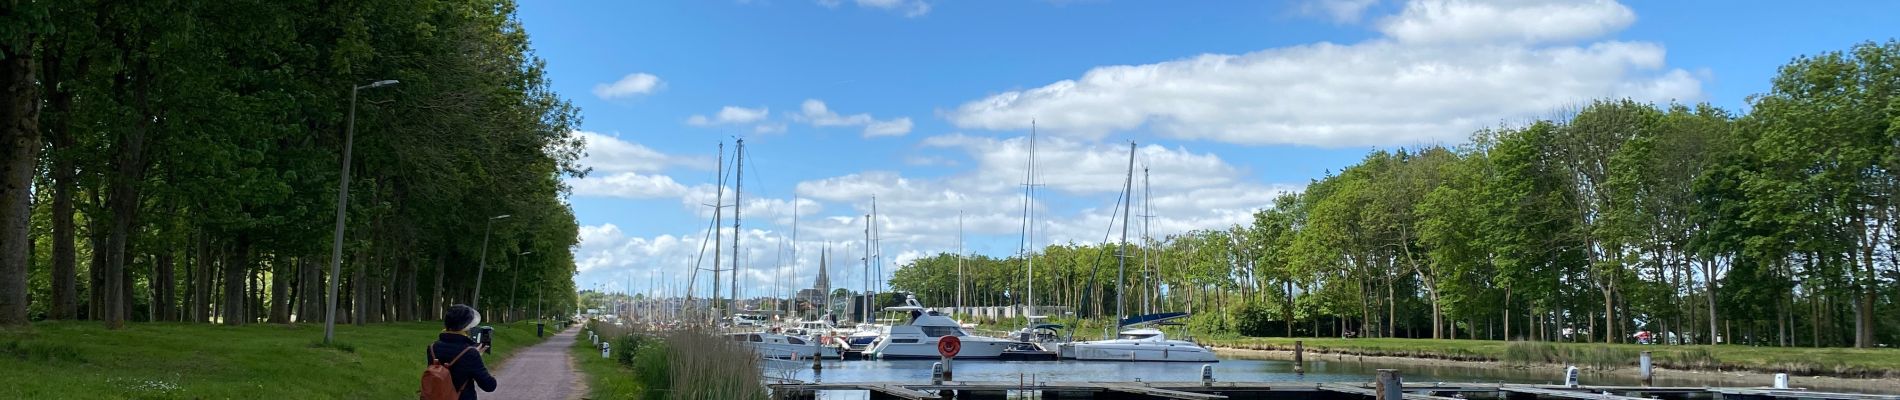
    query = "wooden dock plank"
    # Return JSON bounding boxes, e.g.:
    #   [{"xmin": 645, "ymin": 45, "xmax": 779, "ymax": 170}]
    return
[
  {"xmin": 1710, "ymin": 388, "xmax": 1900, "ymax": 400},
  {"xmin": 866, "ymin": 383, "xmax": 934, "ymax": 400},
  {"xmin": 1502, "ymin": 385, "xmax": 1652, "ymax": 400},
  {"xmin": 1096, "ymin": 383, "xmax": 1227, "ymax": 400},
  {"xmin": 1320, "ymin": 383, "xmax": 1464, "ymax": 400}
]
